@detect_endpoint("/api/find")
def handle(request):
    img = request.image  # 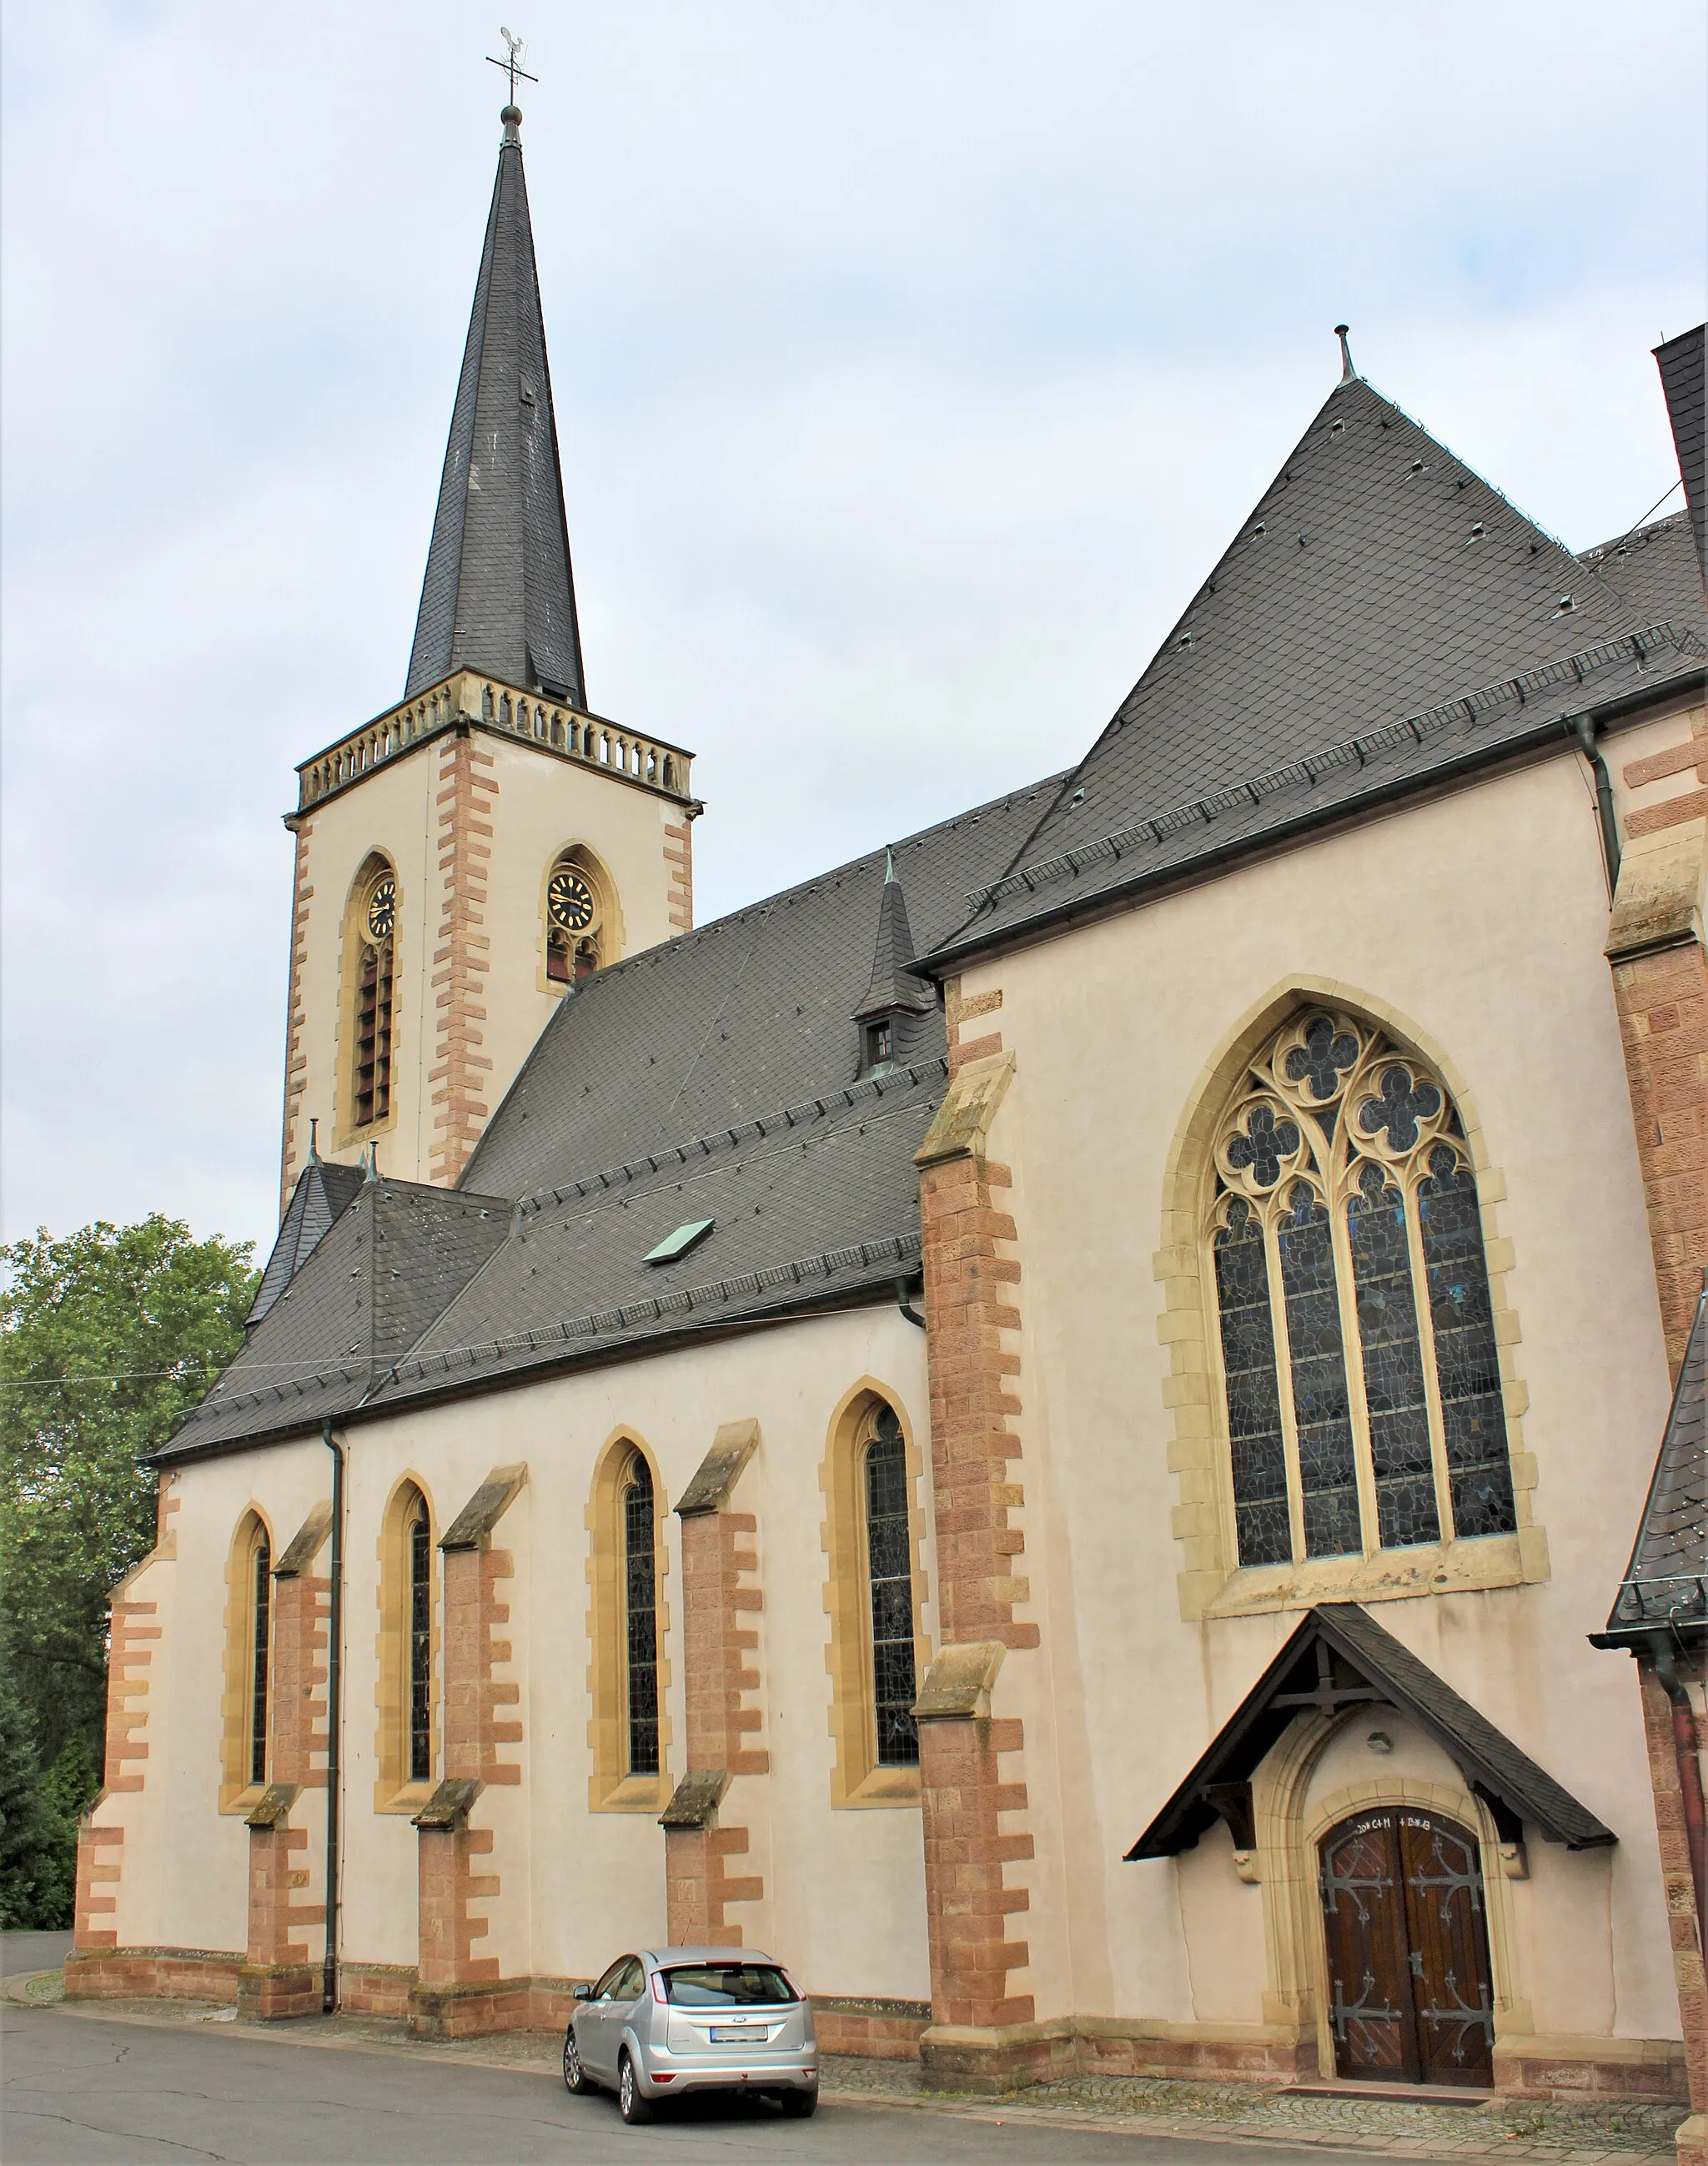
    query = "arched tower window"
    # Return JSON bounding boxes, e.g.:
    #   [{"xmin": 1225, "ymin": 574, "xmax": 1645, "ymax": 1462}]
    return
[
  {"xmin": 249, "ymin": 1529, "xmax": 272, "ymax": 1787},
  {"xmin": 863, "ymin": 1405, "xmax": 919, "ymax": 1767},
  {"xmin": 622, "ymin": 1453, "xmax": 661, "ymax": 1777},
  {"xmin": 1208, "ymin": 1008, "xmax": 1514, "ymax": 1570},
  {"xmin": 544, "ymin": 848, "xmax": 607, "ymax": 985},
  {"xmin": 347, "ymin": 859, "xmax": 397, "ymax": 1131}
]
